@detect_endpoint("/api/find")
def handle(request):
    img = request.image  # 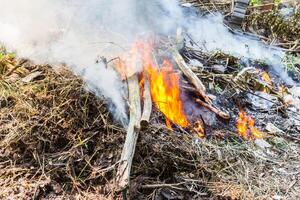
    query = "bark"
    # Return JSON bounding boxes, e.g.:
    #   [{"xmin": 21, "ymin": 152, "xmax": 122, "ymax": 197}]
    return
[
  {"xmin": 195, "ymin": 98, "xmax": 230, "ymax": 120},
  {"xmin": 116, "ymin": 74, "xmax": 141, "ymax": 191},
  {"xmin": 141, "ymin": 72, "xmax": 152, "ymax": 128},
  {"xmin": 172, "ymin": 48, "xmax": 212, "ymax": 105}
]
